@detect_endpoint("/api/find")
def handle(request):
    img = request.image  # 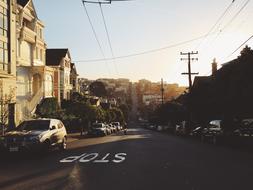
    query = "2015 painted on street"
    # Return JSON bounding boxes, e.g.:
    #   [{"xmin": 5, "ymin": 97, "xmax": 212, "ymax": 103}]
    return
[{"xmin": 60, "ymin": 153, "xmax": 127, "ymax": 163}]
